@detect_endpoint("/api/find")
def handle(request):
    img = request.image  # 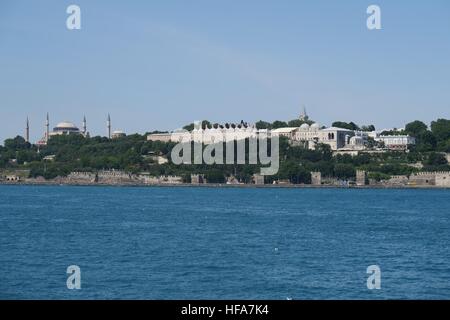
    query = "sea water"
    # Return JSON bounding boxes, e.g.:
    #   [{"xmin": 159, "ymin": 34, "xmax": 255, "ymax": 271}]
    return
[{"xmin": 0, "ymin": 185, "xmax": 449, "ymax": 299}]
